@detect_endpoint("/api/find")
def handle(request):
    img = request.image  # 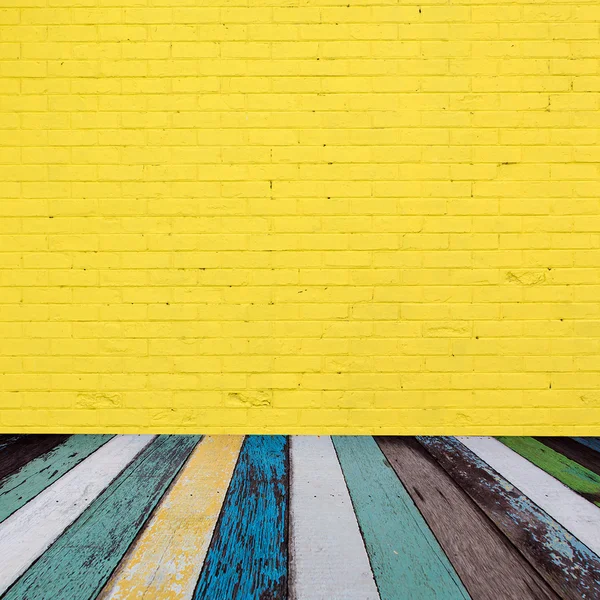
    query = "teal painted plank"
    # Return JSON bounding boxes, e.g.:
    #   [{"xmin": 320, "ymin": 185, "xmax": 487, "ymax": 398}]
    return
[
  {"xmin": 0, "ymin": 434, "xmax": 114, "ymax": 524},
  {"xmin": 3, "ymin": 435, "xmax": 201, "ymax": 600},
  {"xmin": 0, "ymin": 435, "xmax": 69, "ymax": 482},
  {"xmin": 332, "ymin": 436, "xmax": 470, "ymax": 600},
  {"xmin": 193, "ymin": 435, "xmax": 289, "ymax": 600}
]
